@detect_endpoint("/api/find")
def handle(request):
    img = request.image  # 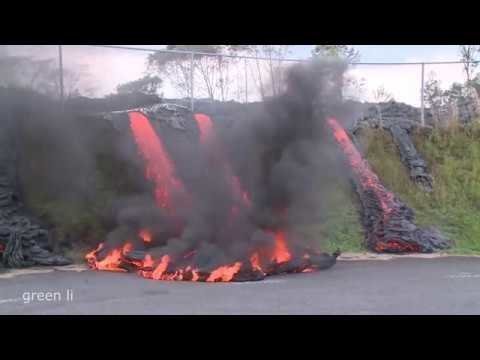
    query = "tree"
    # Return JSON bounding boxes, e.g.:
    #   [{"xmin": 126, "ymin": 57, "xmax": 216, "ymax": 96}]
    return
[
  {"xmin": 147, "ymin": 45, "xmax": 242, "ymax": 101},
  {"xmin": 0, "ymin": 55, "xmax": 94, "ymax": 98},
  {"xmin": 312, "ymin": 45, "xmax": 360, "ymax": 63},
  {"xmin": 148, "ymin": 46, "xmax": 198, "ymax": 99},
  {"xmin": 459, "ymin": 45, "xmax": 479, "ymax": 83},
  {"xmin": 342, "ymin": 76, "xmax": 366, "ymax": 101},
  {"xmin": 312, "ymin": 45, "xmax": 361, "ymax": 102},
  {"xmin": 471, "ymin": 73, "xmax": 480, "ymax": 98},
  {"xmin": 423, "ymin": 73, "xmax": 446, "ymax": 124},
  {"xmin": 444, "ymin": 82, "xmax": 468, "ymax": 103},
  {"xmin": 229, "ymin": 45, "xmax": 291, "ymax": 100},
  {"xmin": 372, "ymin": 85, "xmax": 394, "ymax": 103},
  {"xmin": 116, "ymin": 75, "xmax": 162, "ymax": 95}
]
